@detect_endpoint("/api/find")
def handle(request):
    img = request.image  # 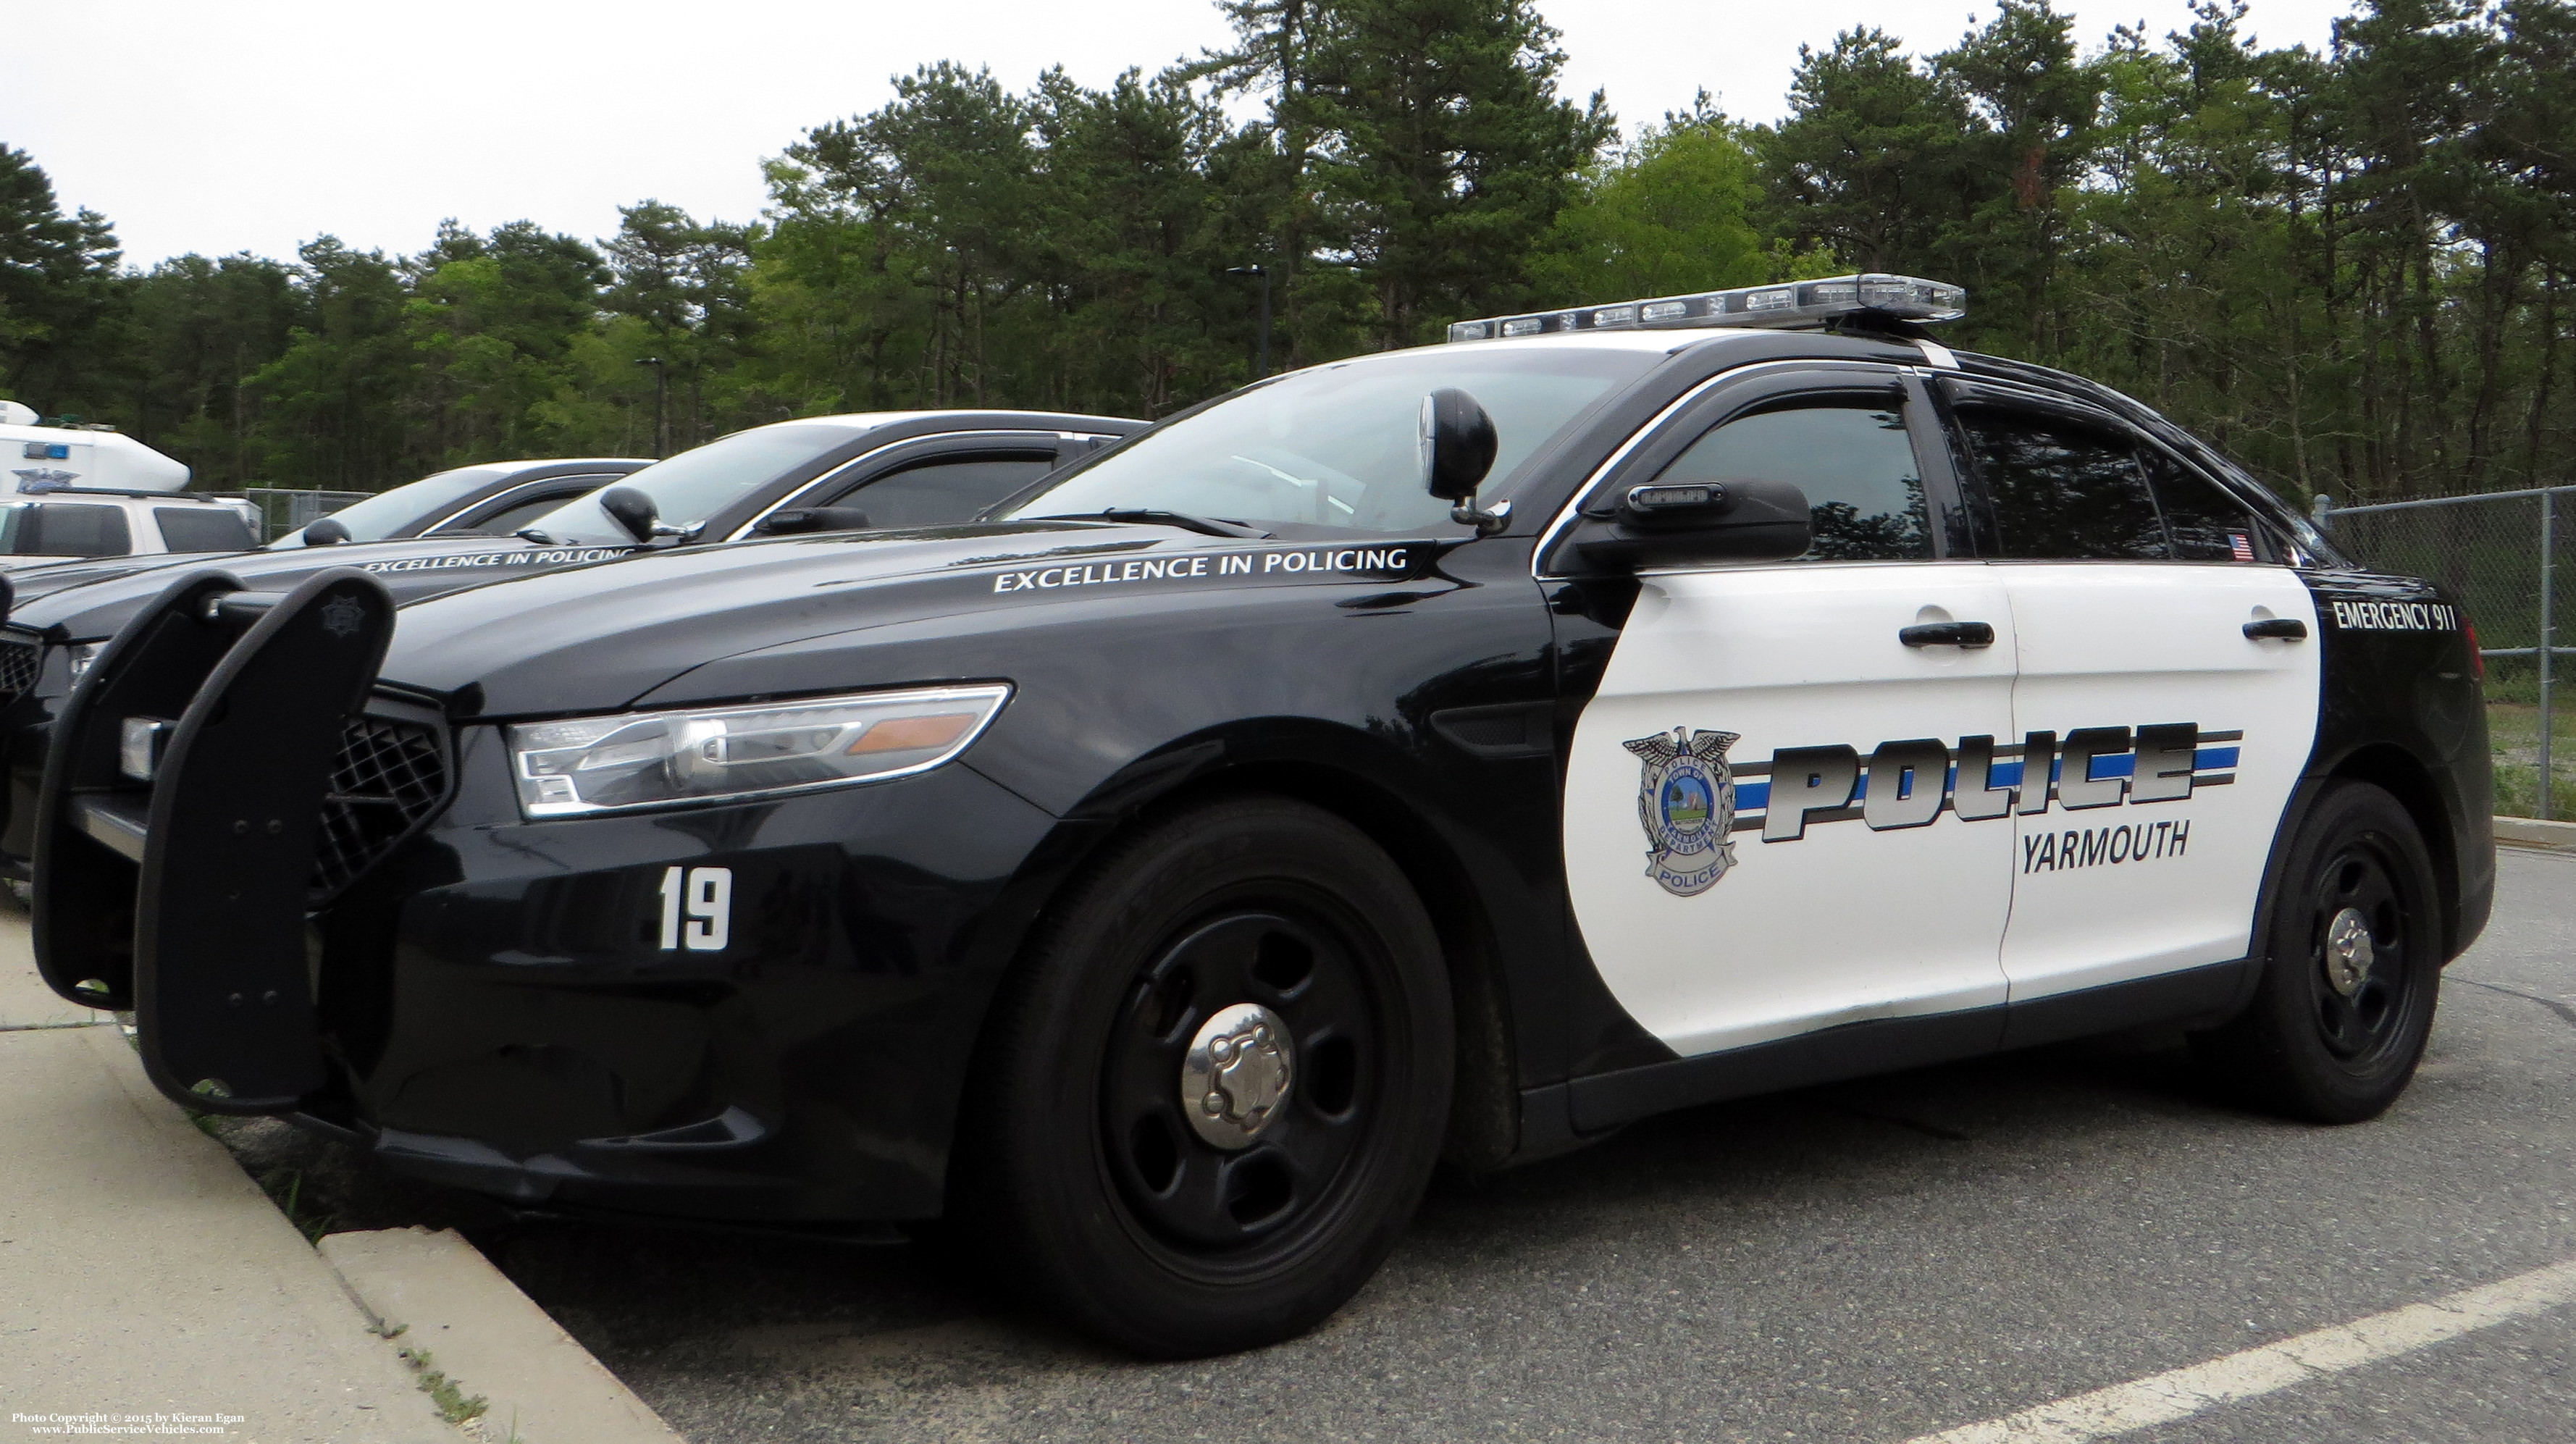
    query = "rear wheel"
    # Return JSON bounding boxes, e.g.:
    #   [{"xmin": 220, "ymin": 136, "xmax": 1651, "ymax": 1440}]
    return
[
  {"xmin": 952, "ymin": 796, "xmax": 1453, "ymax": 1356},
  {"xmin": 2197, "ymin": 781, "xmax": 2443, "ymax": 1123}
]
